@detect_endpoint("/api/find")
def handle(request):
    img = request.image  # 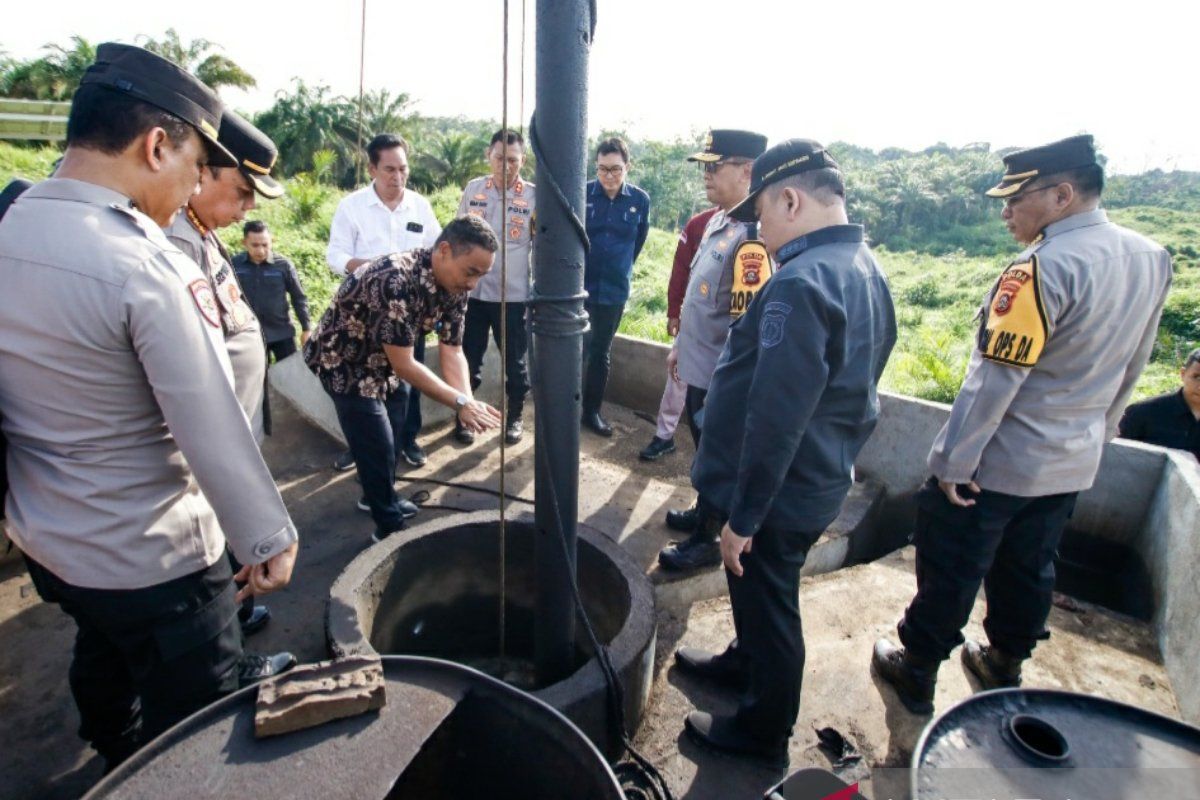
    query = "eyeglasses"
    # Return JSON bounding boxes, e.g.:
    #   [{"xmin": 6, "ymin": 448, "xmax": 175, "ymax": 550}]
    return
[
  {"xmin": 701, "ymin": 159, "xmax": 750, "ymax": 174},
  {"xmin": 597, "ymin": 165, "xmax": 626, "ymax": 176},
  {"xmin": 1003, "ymin": 184, "xmax": 1059, "ymax": 209}
]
